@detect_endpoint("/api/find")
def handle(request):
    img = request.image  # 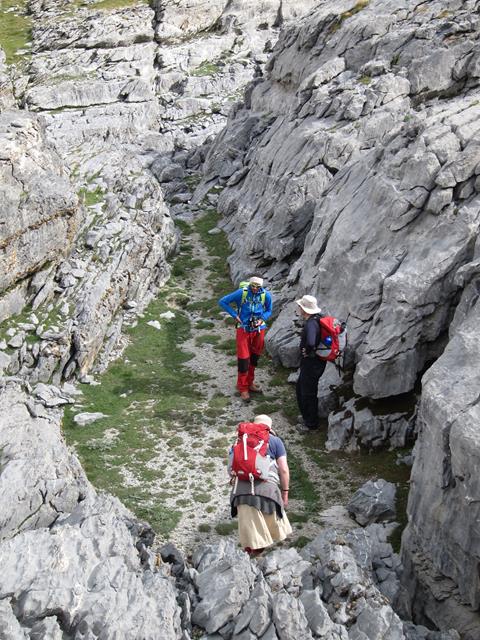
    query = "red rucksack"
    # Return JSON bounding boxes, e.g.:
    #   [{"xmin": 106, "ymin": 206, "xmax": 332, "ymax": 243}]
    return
[
  {"xmin": 316, "ymin": 316, "xmax": 347, "ymax": 362},
  {"xmin": 230, "ymin": 422, "xmax": 272, "ymax": 492}
]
